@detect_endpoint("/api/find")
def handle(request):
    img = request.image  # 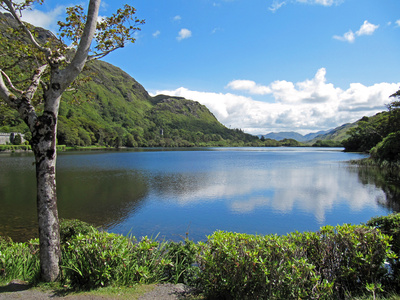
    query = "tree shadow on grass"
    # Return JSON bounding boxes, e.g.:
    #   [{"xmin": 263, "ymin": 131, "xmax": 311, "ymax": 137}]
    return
[{"xmin": 0, "ymin": 280, "xmax": 31, "ymax": 293}]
